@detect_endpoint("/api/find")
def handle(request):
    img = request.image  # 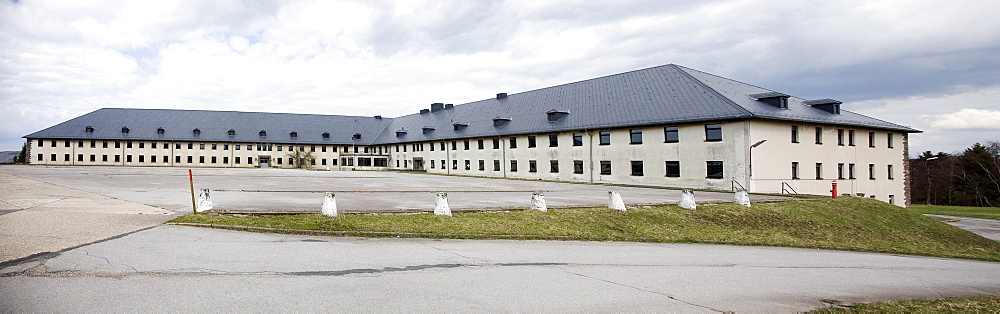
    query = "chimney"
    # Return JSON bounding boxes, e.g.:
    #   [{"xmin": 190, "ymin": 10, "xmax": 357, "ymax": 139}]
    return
[
  {"xmin": 444, "ymin": 104, "xmax": 454, "ymax": 109},
  {"xmin": 496, "ymin": 93, "xmax": 507, "ymax": 100},
  {"xmin": 374, "ymin": 115, "xmax": 382, "ymax": 119},
  {"xmin": 420, "ymin": 109, "xmax": 430, "ymax": 114},
  {"xmin": 431, "ymin": 103, "xmax": 444, "ymax": 112}
]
